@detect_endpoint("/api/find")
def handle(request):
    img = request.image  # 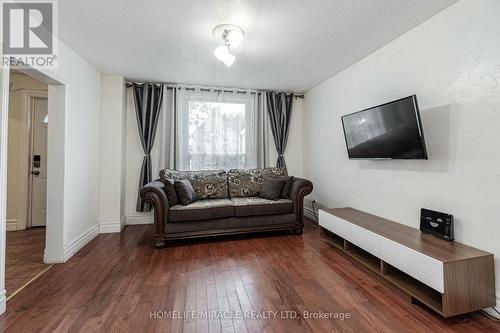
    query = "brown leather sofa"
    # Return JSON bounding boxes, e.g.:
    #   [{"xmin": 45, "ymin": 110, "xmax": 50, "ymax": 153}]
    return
[{"xmin": 140, "ymin": 167, "xmax": 313, "ymax": 248}]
